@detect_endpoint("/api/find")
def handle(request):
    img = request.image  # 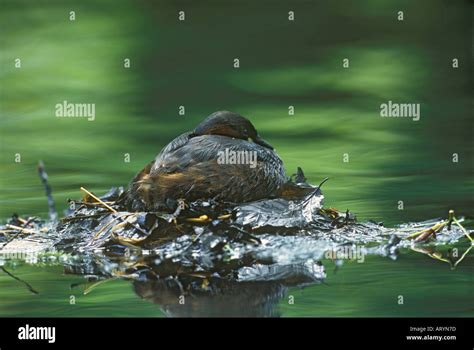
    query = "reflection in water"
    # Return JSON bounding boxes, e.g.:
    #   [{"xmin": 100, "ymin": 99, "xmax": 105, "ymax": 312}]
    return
[
  {"xmin": 63, "ymin": 248, "xmax": 326, "ymax": 317},
  {"xmin": 134, "ymin": 279, "xmax": 287, "ymax": 317},
  {"xmin": 133, "ymin": 262, "xmax": 325, "ymax": 317}
]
